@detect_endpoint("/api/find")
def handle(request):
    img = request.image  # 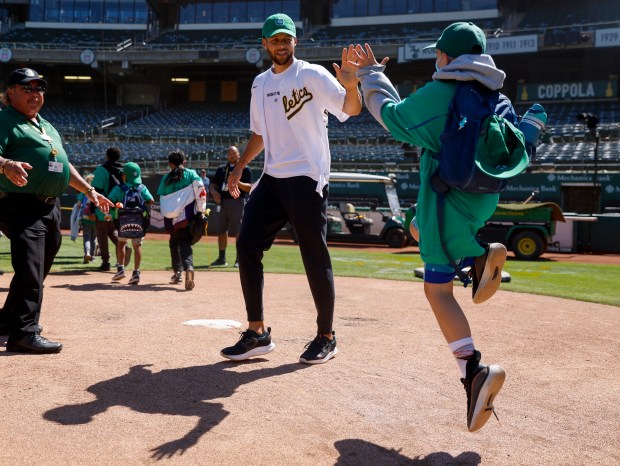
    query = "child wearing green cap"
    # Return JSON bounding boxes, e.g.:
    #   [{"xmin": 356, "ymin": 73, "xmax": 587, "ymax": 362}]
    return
[
  {"xmin": 354, "ymin": 22, "xmax": 513, "ymax": 432},
  {"xmin": 107, "ymin": 161, "xmax": 154, "ymax": 285}
]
